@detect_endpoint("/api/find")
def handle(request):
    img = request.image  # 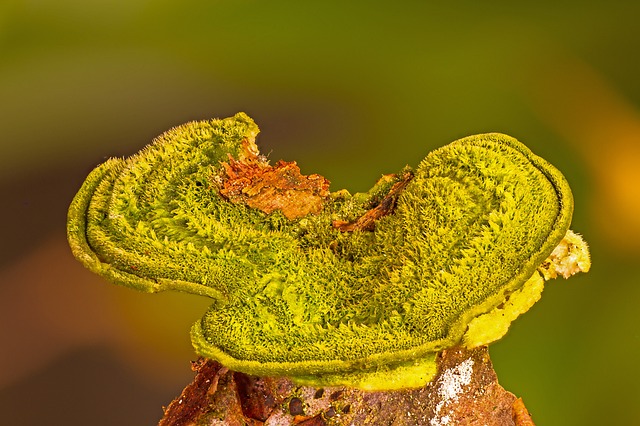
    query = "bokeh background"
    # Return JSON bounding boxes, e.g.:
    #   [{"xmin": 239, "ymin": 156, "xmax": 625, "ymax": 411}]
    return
[{"xmin": 1, "ymin": 1, "xmax": 639, "ymax": 425}]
